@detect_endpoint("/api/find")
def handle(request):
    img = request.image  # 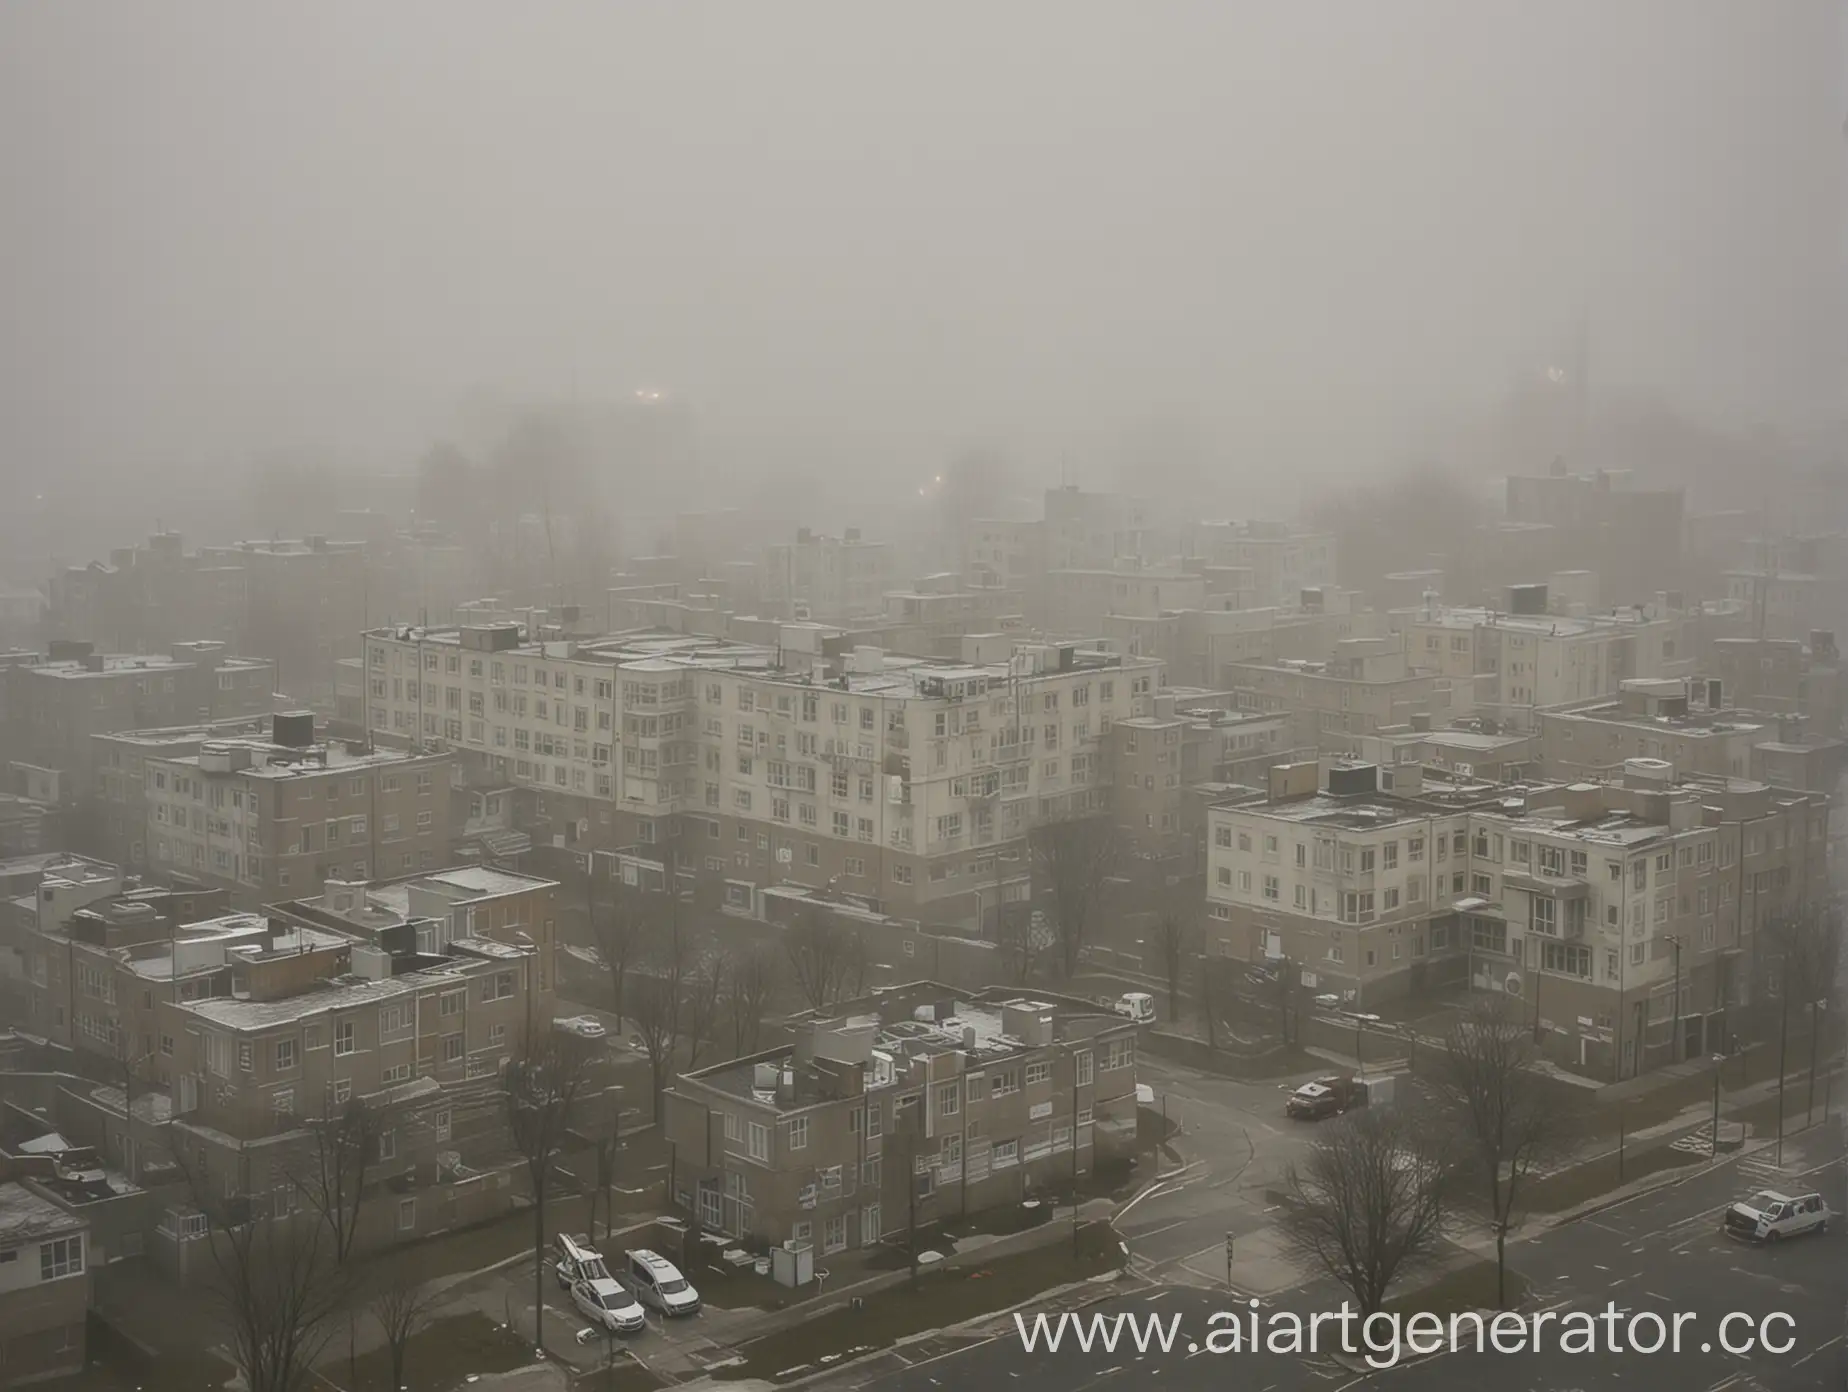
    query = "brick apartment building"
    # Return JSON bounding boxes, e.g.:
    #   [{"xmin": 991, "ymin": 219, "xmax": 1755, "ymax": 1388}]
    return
[
  {"xmin": 1206, "ymin": 759, "xmax": 1830, "ymax": 1076},
  {"xmin": 0, "ymin": 642, "xmax": 275, "ymax": 809},
  {"xmin": 0, "ymin": 1178, "xmax": 89, "ymax": 1384},
  {"xmin": 662, "ymin": 984, "xmax": 1139, "ymax": 1250},
  {"xmin": 139, "ymin": 713, "xmax": 455, "ymax": 910},
  {"xmin": 159, "ymin": 920, "xmax": 548, "ymax": 1246},
  {"xmin": 88, "ymin": 716, "xmax": 276, "ymax": 872}
]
